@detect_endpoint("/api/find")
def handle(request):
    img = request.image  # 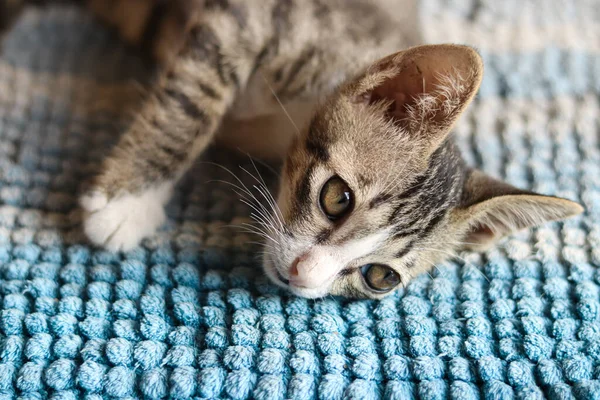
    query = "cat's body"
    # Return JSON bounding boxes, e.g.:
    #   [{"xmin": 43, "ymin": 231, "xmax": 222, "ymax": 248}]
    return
[
  {"xmin": 217, "ymin": 0, "xmax": 421, "ymax": 159},
  {"xmin": 2, "ymin": 0, "xmax": 583, "ymax": 299}
]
